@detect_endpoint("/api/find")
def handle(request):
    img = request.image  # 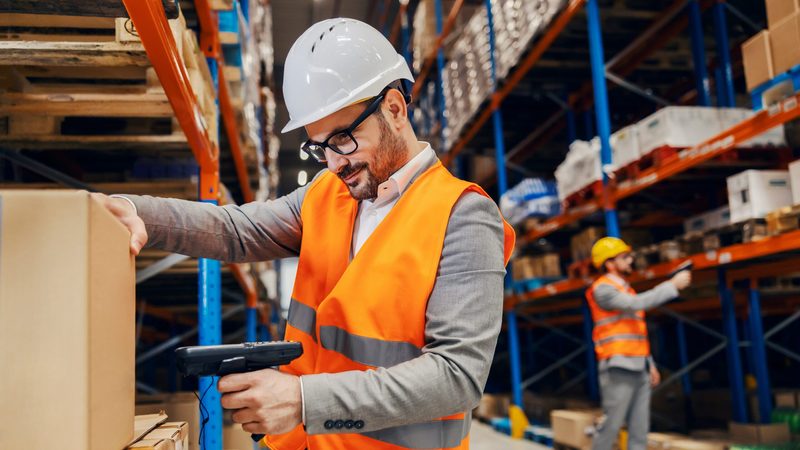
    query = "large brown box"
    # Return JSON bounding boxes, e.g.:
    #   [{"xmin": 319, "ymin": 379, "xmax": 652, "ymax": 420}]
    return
[
  {"xmin": 770, "ymin": 12, "xmax": 800, "ymax": 75},
  {"xmin": 0, "ymin": 190, "xmax": 135, "ymax": 449},
  {"xmin": 729, "ymin": 422, "xmax": 791, "ymax": 445},
  {"xmin": 766, "ymin": 0, "xmax": 800, "ymax": 29},
  {"xmin": 551, "ymin": 409, "xmax": 602, "ymax": 450},
  {"xmin": 742, "ymin": 30, "xmax": 775, "ymax": 91},
  {"xmin": 647, "ymin": 432, "xmax": 686, "ymax": 450}
]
